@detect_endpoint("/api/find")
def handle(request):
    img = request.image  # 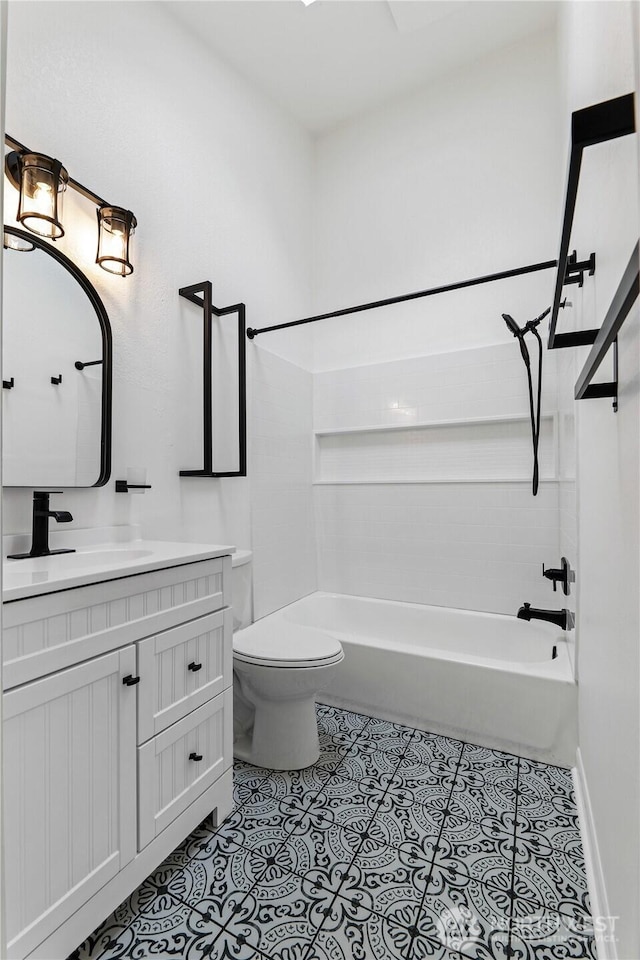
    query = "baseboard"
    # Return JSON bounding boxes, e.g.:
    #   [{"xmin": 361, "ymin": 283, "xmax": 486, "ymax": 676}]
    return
[{"xmin": 573, "ymin": 747, "xmax": 617, "ymax": 960}]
